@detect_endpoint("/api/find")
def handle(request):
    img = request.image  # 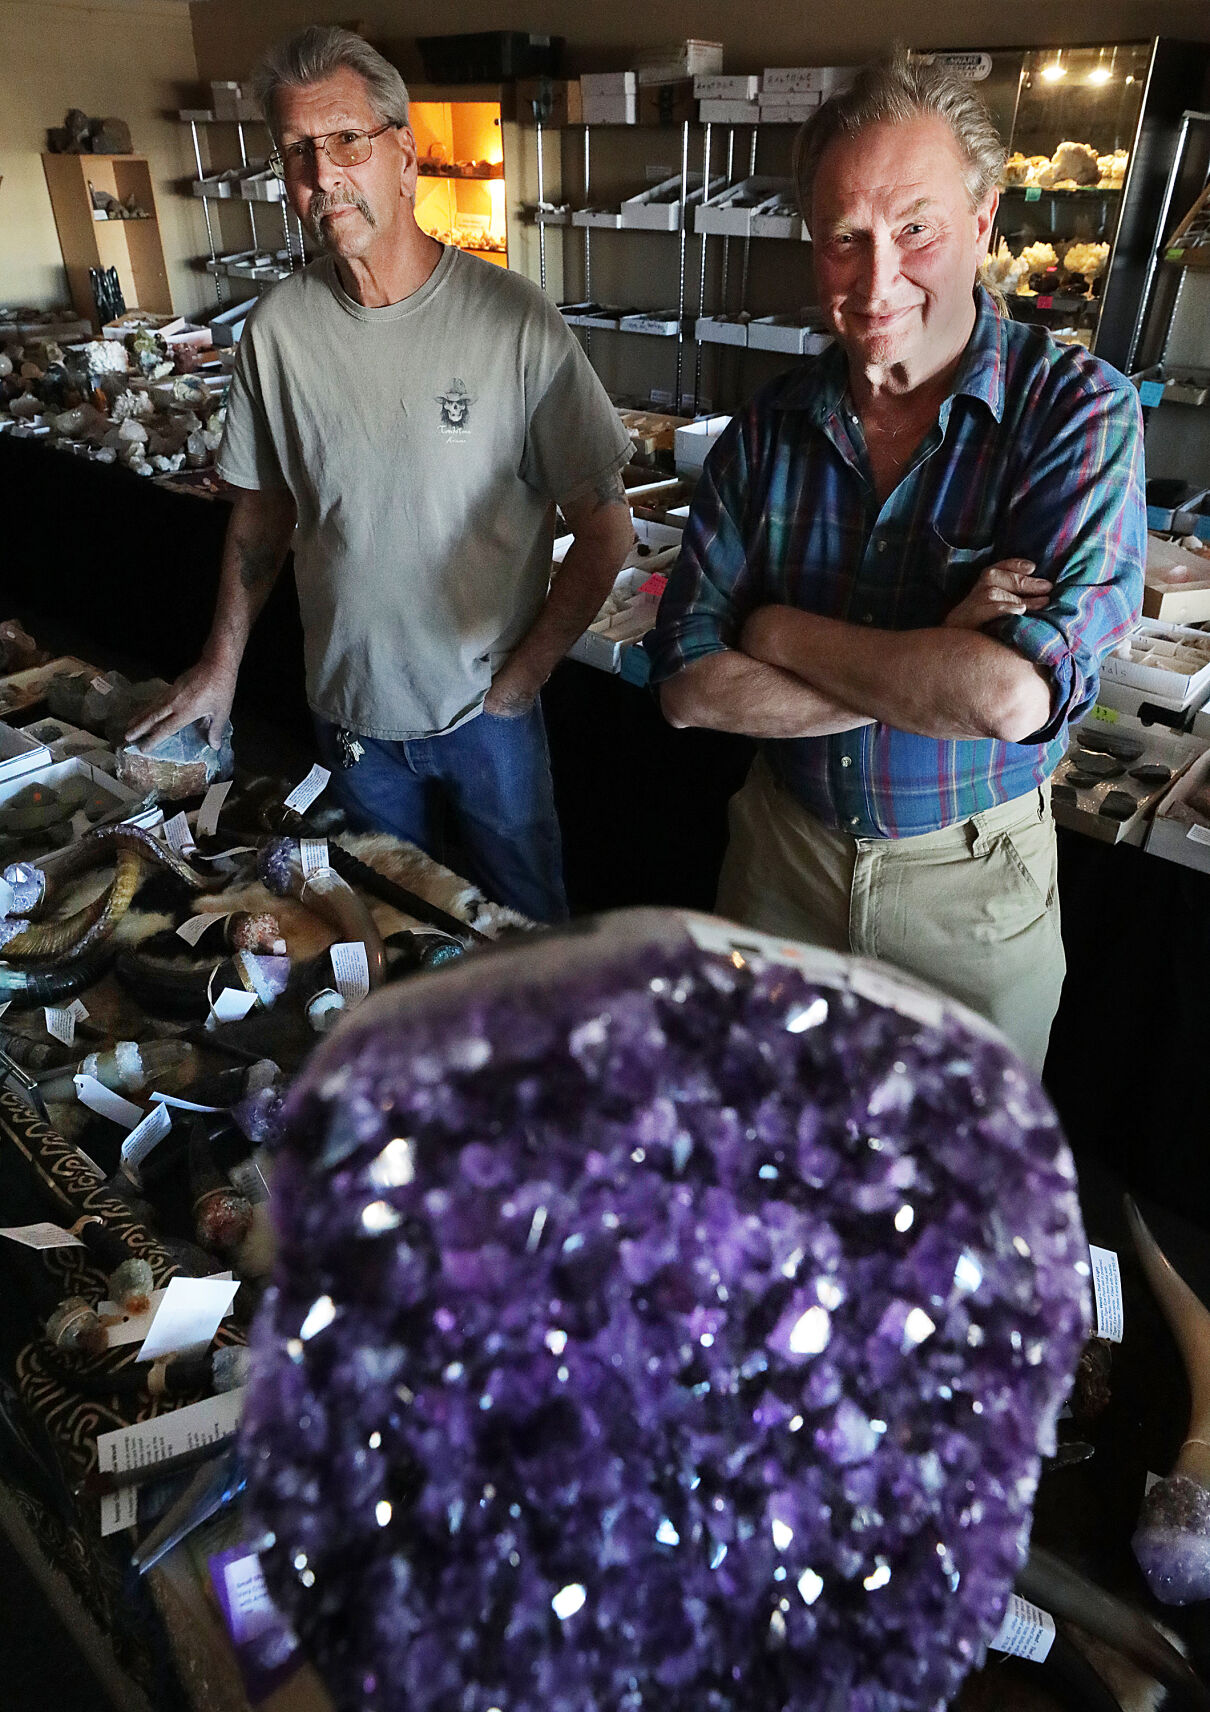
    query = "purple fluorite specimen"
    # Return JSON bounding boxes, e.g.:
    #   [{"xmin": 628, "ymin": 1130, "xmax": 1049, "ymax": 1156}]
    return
[{"xmin": 243, "ymin": 912, "xmax": 1089, "ymax": 1712}]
